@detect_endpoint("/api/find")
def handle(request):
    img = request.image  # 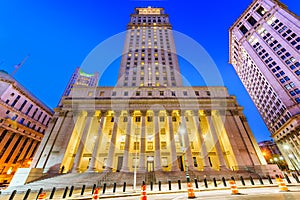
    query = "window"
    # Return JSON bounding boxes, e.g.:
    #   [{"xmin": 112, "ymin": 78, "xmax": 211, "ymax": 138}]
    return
[
  {"xmin": 256, "ymin": 6, "xmax": 265, "ymax": 16},
  {"xmin": 239, "ymin": 25, "xmax": 248, "ymax": 35},
  {"xmin": 135, "ymin": 116, "xmax": 141, "ymax": 122},
  {"xmin": 136, "ymin": 91, "xmax": 140, "ymax": 96},
  {"xmin": 148, "ymin": 91, "xmax": 152, "ymax": 96},
  {"xmin": 247, "ymin": 16, "xmax": 257, "ymax": 26},
  {"xmin": 183, "ymin": 91, "xmax": 188, "ymax": 96},
  {"xmin": 147, "ymin": 116, "xmax": 153, "ymax": 122},
  {"xmin": 147, "ymin": 142, "xmax": 153, "ymax": 150},
  {"xmin": 123, "ymin": 116, "xmax": 128, "ymax": 122},
  {"xmin": 171, "ymin": 91, "xmax": 176, "ymax": 96},
  {"xmin": 160, "ymin": 91, "xmax": 164, "ymax": 96},
  {"xmin": 124, "ymin": 91, "xmax": 128, "ymax": 96},
  {"xmin": 120, "ymin": 142, "xmax": 125, "ymax": 150},
  {"xmin": 100, "ymin": 91, "xmax": 105, "ymax": 96},
  {"xmin": 112, "ymin": 91, "xmax": 116, "ymax": 96},
  {"xmin": 161, "ymin": 141, "xmax": 167, "ymax": 149},
  {"xmin": 134, "ymin": 142, "xmax": 139, "ymax": 150}
]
